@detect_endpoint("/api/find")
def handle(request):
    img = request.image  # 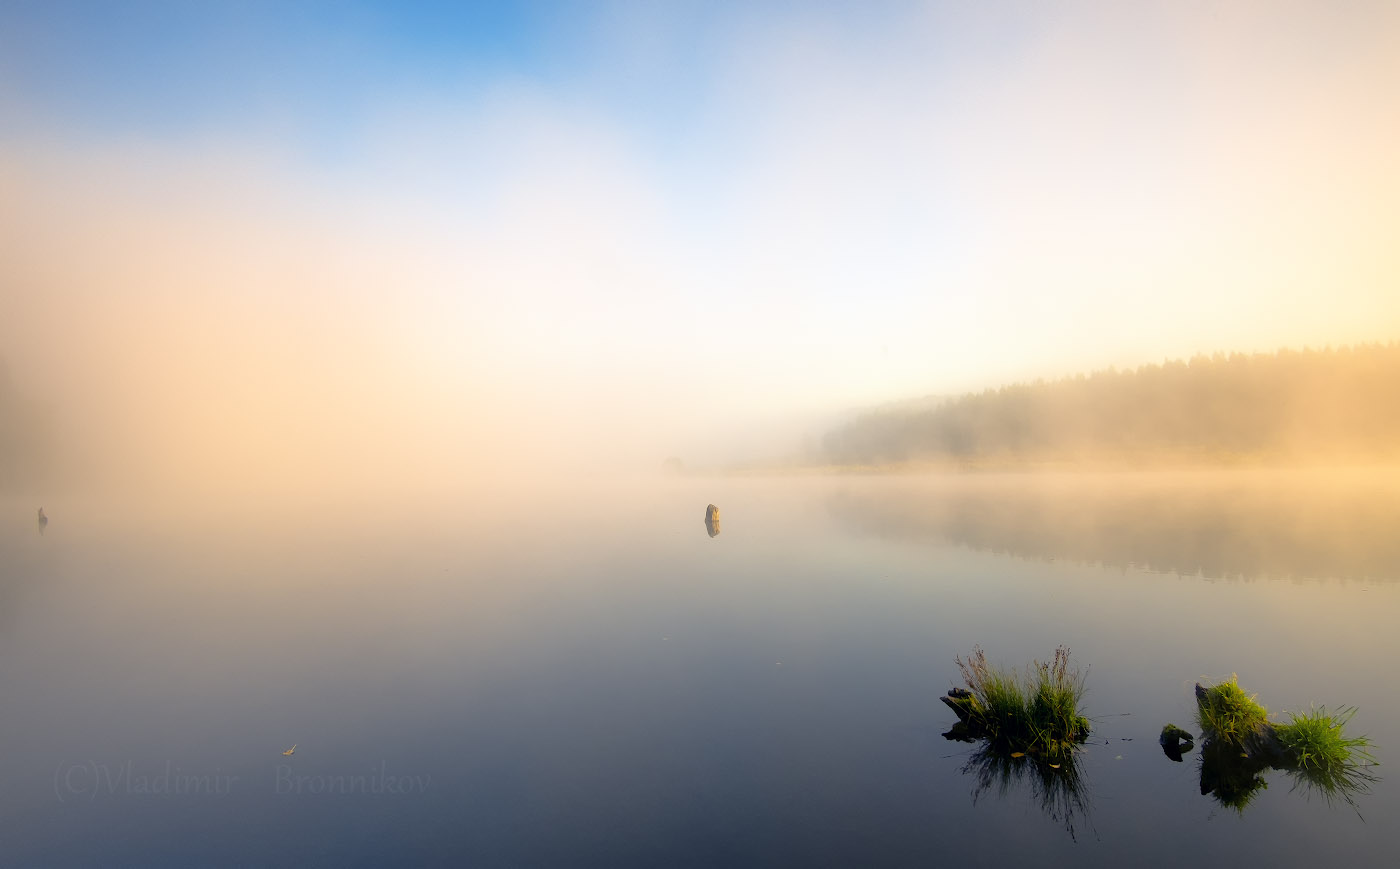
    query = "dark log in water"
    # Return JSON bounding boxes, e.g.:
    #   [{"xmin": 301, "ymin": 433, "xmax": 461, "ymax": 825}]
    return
[
  {"xmin": 940, "ymin": 688, "xmax": 978, "ymax": 741},
  {"xmin": 940, "ymin": 687, "xmax": 976, "ymax": 722}
]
